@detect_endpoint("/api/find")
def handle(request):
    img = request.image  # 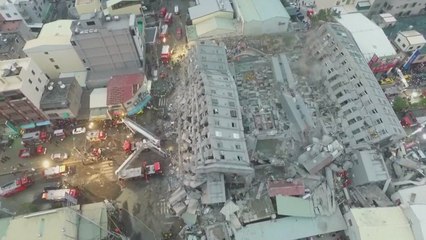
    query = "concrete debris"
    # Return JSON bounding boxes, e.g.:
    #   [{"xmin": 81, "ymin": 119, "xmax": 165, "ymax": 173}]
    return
[{"xmin": 220, "ymin": 201, "xmax": 240, "ymax": 221}]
